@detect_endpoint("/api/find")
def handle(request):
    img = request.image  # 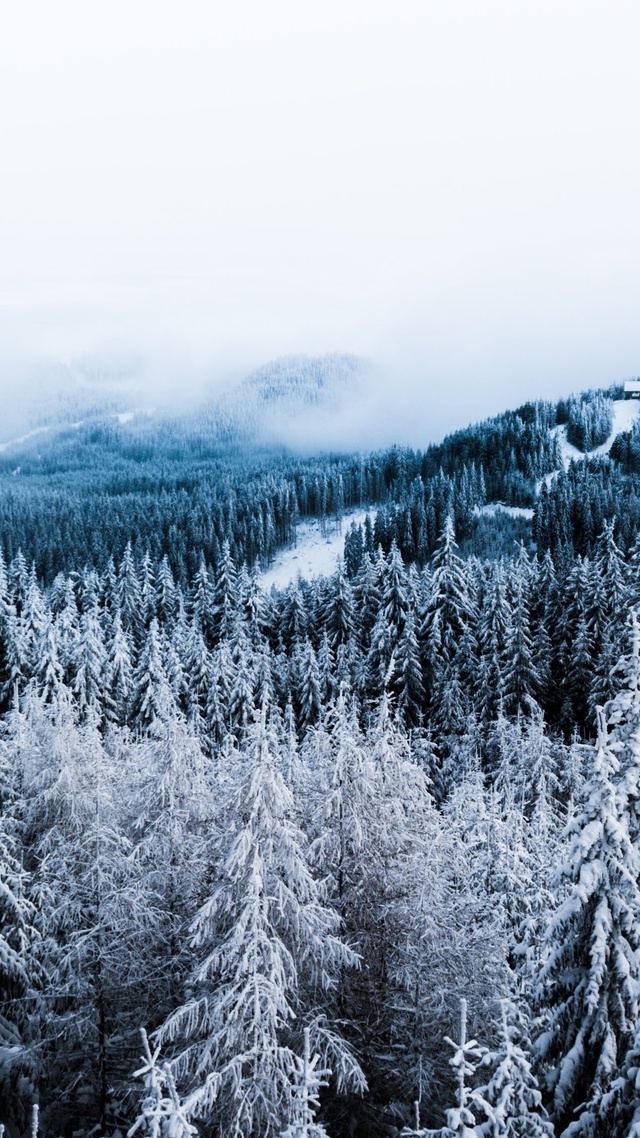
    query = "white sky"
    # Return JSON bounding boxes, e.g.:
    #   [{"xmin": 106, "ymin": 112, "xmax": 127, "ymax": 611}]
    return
[{"xmin": 1, "ymin": 0, "xmax": 640, "ymax": 435}]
